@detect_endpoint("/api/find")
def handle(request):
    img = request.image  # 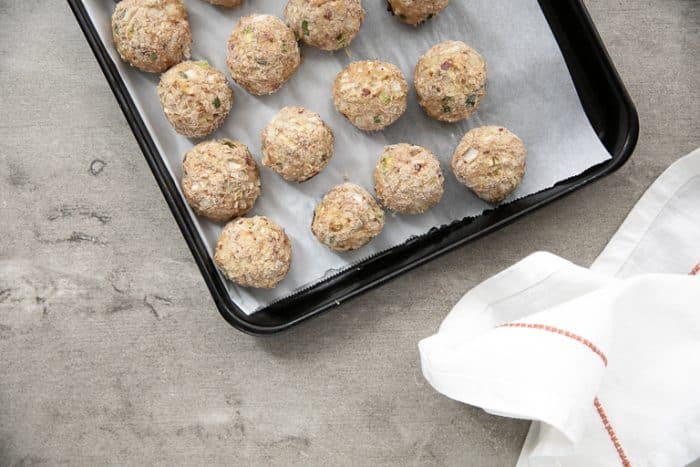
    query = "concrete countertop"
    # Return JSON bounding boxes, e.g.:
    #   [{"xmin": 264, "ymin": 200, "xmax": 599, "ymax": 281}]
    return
[{"xmin": 0, "ymin": 0, "xmax": 698, "ymax": 465}]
